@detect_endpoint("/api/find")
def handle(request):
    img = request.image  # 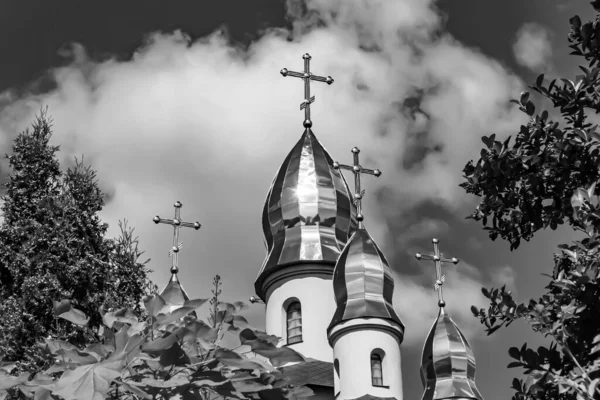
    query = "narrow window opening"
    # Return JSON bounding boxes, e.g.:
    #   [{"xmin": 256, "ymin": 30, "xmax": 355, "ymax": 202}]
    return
[
  {"xmin": 286, "ymin": 301, "xmax": 302, "ymax": 344},
  {"xmin": 371, "ymin": 352, "xmax": 383, "ymax": 386},
  {"xmin": 334, "ymin": 359, "xmax": 340, "ymax": 378}
]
